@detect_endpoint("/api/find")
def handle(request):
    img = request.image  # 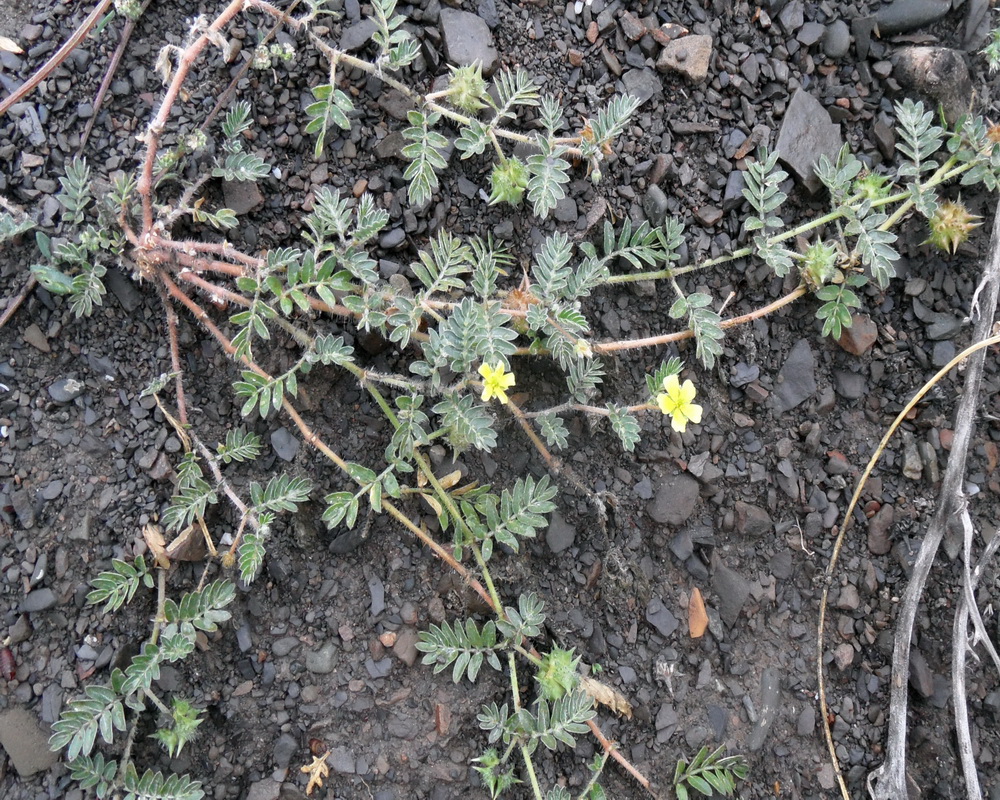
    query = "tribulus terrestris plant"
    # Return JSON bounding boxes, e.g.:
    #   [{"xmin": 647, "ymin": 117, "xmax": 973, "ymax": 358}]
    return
[{"xmin": 3, "ymin": 0, "xmax": 1000, "ymax": 797}]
